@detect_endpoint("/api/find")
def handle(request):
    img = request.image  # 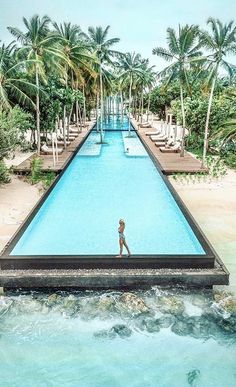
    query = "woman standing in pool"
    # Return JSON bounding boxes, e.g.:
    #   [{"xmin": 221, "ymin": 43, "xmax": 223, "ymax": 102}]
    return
[{"xmin": 117, "ymin": 219, "xmax": 131, "ymax": 257}]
